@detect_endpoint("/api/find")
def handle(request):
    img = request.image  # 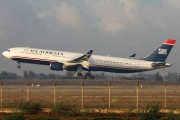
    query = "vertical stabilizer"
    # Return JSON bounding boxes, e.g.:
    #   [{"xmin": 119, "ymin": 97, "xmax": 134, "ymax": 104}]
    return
[{"xmin": 141, "ymin": 39, "xmax": 176, "ymax": 62}]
